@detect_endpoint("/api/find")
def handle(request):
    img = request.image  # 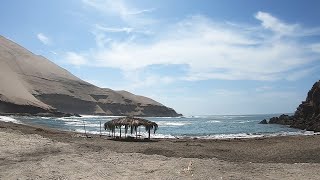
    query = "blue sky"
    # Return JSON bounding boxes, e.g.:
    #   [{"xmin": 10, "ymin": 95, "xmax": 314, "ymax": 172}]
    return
[{"xmin": 1, "ymin": 0, "xmax": 320, "ymax": 115}]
